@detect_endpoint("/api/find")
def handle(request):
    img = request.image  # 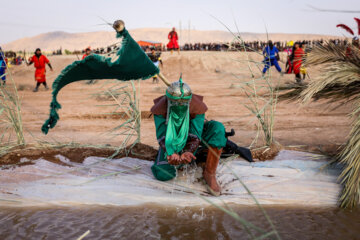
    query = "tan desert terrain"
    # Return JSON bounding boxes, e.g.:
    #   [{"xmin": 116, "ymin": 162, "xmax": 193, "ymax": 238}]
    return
[
  {"xmin": 2, "ymin": 29, "xmax": 340, "ymax": 52},
  {"xmin": 3, "ymin": 51, "xmax": 351, "ymax": 155}
]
